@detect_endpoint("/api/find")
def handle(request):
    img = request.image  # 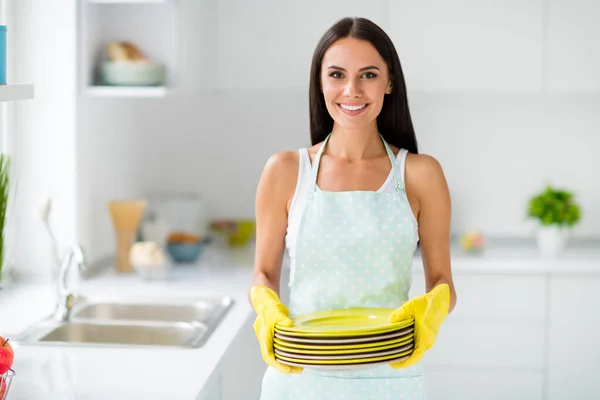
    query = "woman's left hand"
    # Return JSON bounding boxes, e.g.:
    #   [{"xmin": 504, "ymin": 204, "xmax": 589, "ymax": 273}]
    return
[{"xmin": 388, "ymin": 283, "xmax": 451, "ymax": 369}]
